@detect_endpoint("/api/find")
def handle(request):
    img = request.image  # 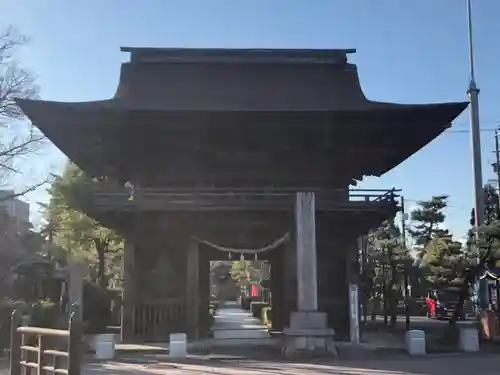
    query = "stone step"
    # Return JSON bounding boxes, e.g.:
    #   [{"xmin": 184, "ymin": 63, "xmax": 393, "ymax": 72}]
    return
[
  {"xmin": 206, "ymin": 337, "xmax": 277, "ymax": 347},
  {"xmin": 213, "ymin": 328, "xmax": 271, "ymax": 340}
]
